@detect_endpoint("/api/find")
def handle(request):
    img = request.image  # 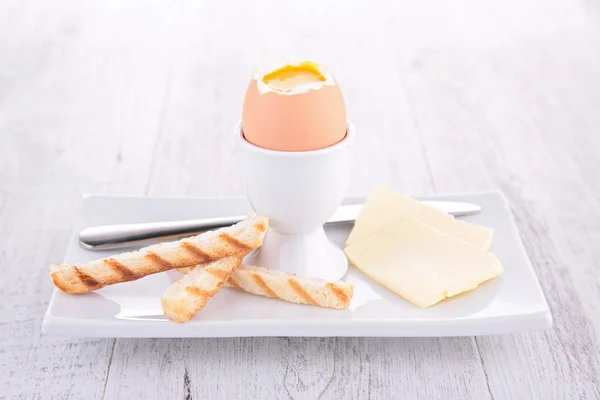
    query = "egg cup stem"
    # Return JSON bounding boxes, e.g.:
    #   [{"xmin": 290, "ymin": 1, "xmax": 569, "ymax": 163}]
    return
[
  {"xmin": 236, "ymin": 121, "xmax": 355, "ymax": 280},
  {"xmin": 245, "ymin": 227, "xmax": 348, "ymax": 281}
]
